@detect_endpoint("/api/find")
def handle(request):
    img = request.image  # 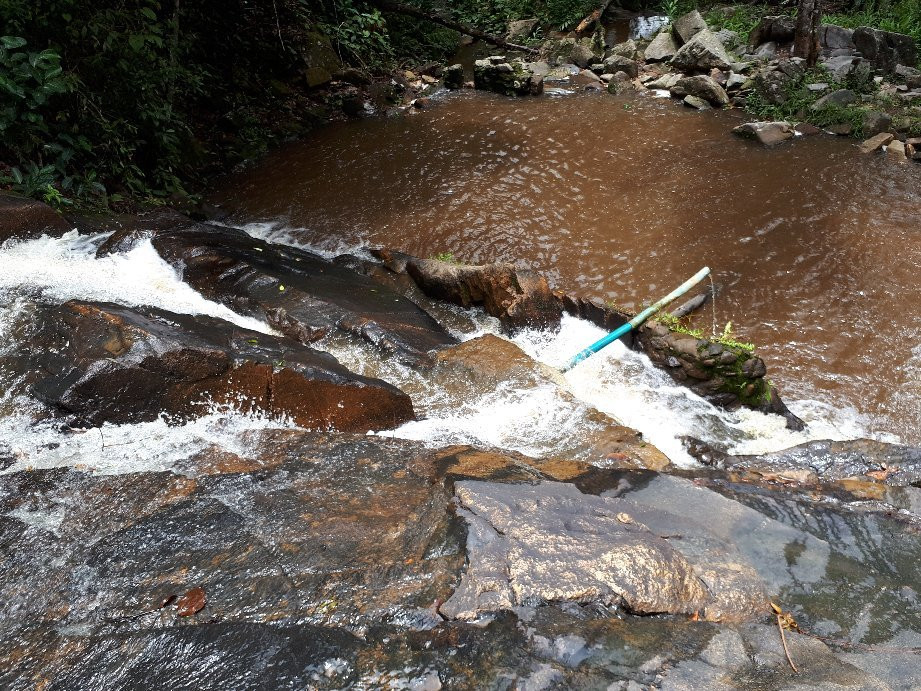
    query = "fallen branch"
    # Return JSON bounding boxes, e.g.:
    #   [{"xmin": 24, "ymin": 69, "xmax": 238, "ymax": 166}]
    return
[
  {"xmin": 777, "ymin": 613, "xmax": 799, "ymax": 673},
  {"xmin": 670, "ymin": 285, "xmax": 714, "ymax": 318},
  {"xmin": 576, "ymin": 0, "xmax": 615, "ymax": 34},
  {"xmin": 366, "ymin": 0, "xmax": 539, "ymax": 54}
]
